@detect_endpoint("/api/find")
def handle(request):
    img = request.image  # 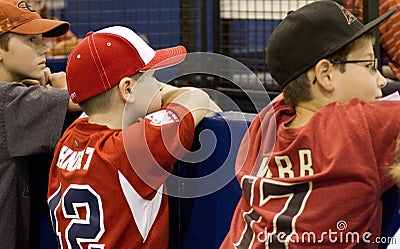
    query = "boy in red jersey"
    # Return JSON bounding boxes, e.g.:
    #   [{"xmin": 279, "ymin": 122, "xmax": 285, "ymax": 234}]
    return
[
  {"xmin": 47, "ymin": 25, "xmax": 220, "ymax": 248},
  {"xmin": 221, "ymin": 1, "xmax": 400, "ymax": 248}
]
